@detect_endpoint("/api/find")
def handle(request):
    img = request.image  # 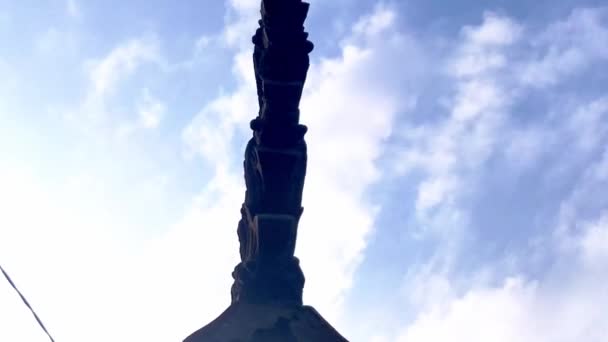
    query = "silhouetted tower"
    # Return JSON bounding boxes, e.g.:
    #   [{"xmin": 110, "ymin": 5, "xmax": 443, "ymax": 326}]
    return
[{"xmin": 184, "ymin": 0, "xmax": 348, "ymax": 341}]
